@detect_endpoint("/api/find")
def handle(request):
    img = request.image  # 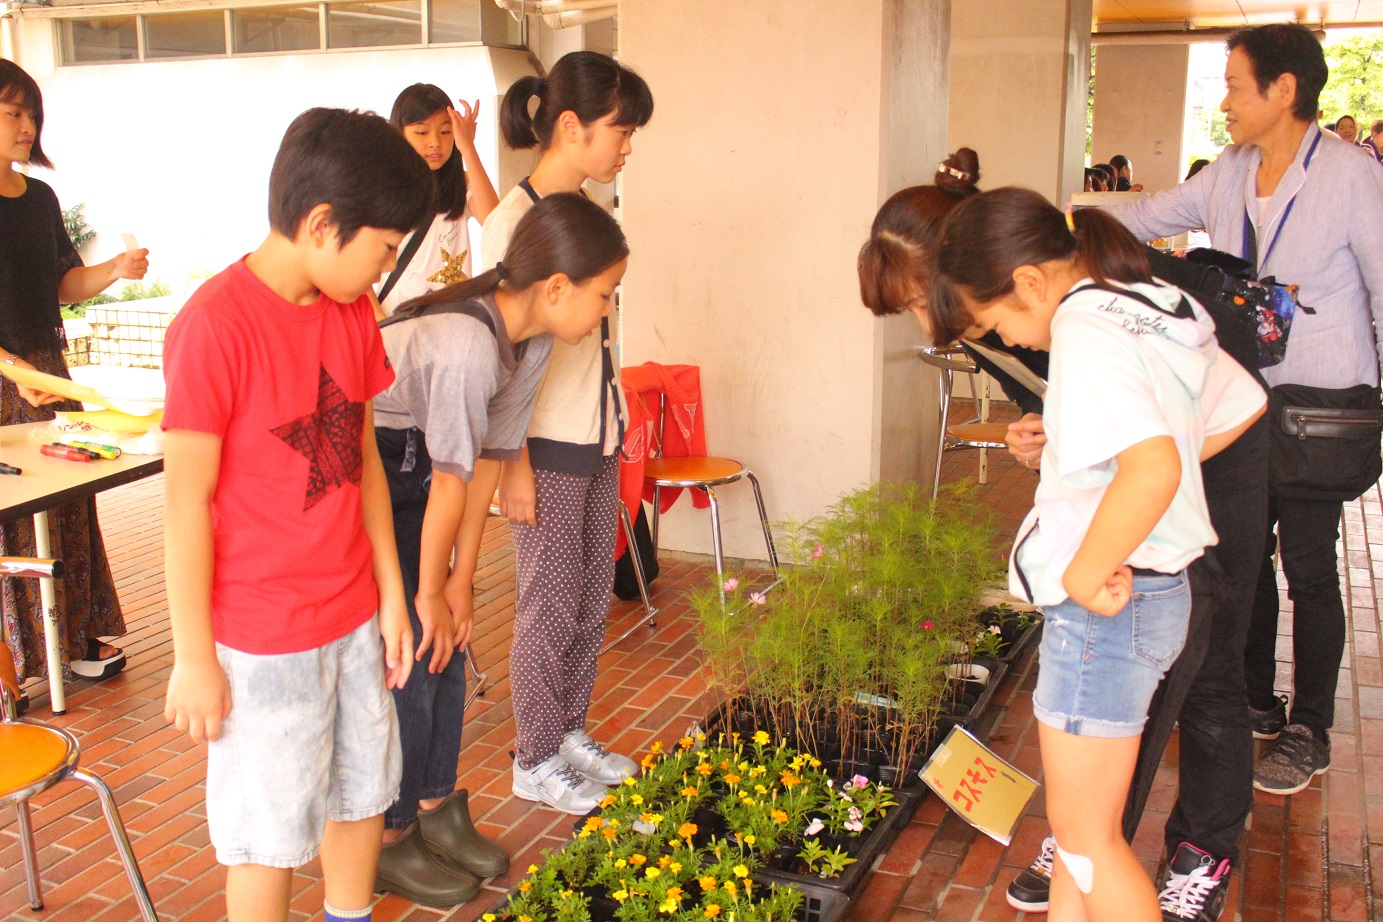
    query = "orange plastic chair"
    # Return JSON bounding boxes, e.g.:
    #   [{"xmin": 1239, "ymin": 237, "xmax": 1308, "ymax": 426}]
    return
[{"xmin": 0, "ymin": 558, "xmax": 159, "ymax": 921}]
